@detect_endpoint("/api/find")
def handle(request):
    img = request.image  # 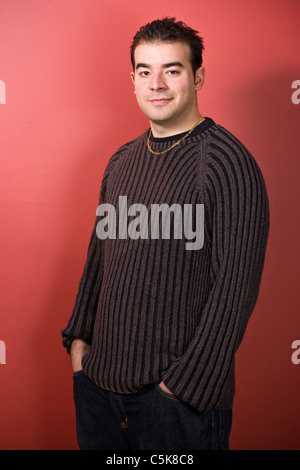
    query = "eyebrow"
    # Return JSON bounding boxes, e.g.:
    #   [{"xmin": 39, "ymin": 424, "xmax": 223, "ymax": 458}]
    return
[{"xmin": 135, "ymin": 61, "xmax": 184, "ymax": 70}]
